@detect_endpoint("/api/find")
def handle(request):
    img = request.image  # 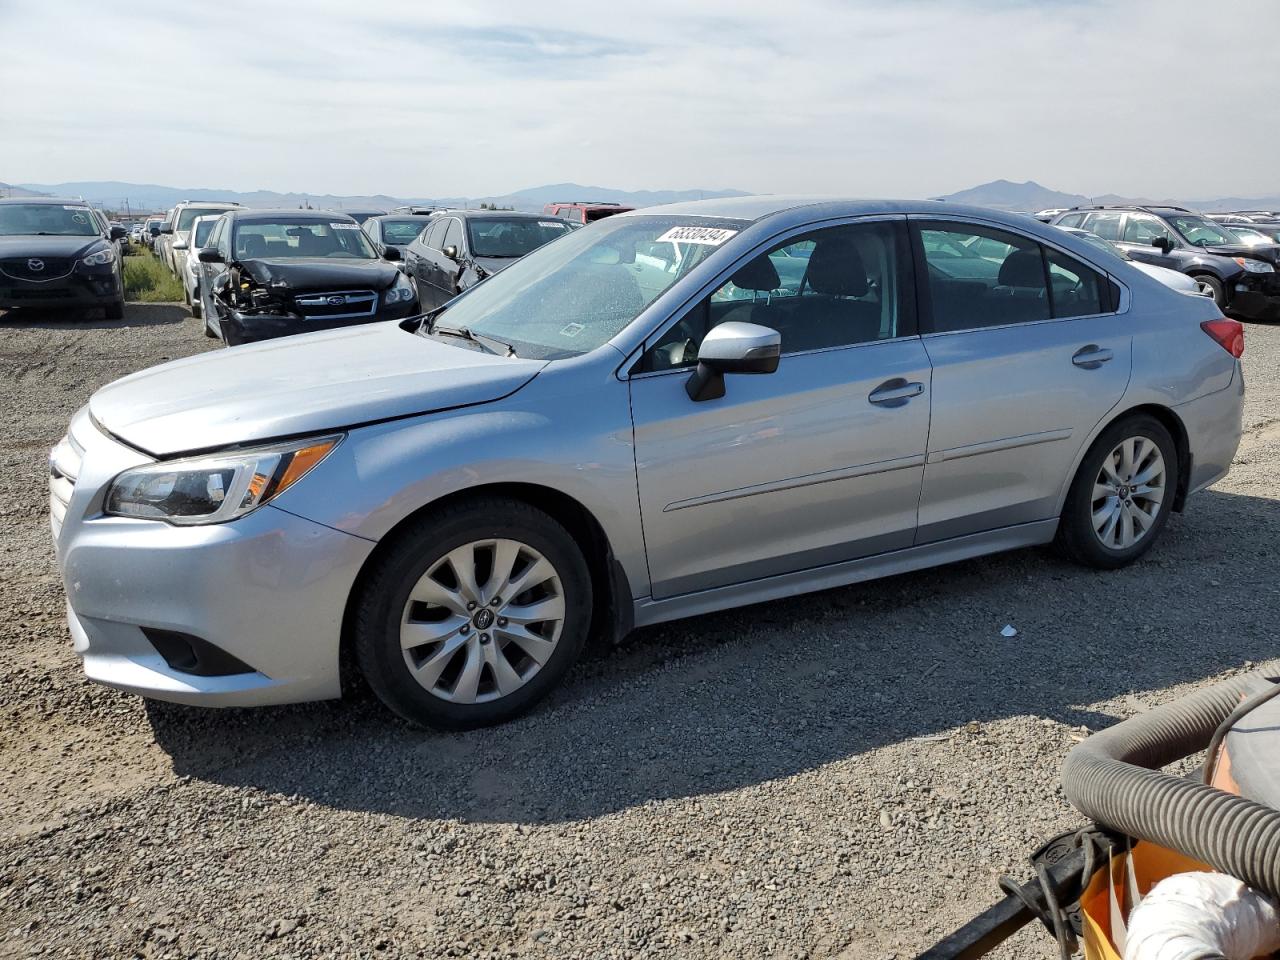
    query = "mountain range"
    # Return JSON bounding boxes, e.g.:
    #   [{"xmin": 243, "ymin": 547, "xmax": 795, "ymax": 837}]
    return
[
  {"xmin": 5, "ymin": 180, "xmax": 748, "ymax": 215},
  {"xmin": 5, "ymin": 178, "xmax": 1277, "ymax": 215},
  {"xmin": 932, "ymin": 179, "xmax": 1280, "ymax": 213}
]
